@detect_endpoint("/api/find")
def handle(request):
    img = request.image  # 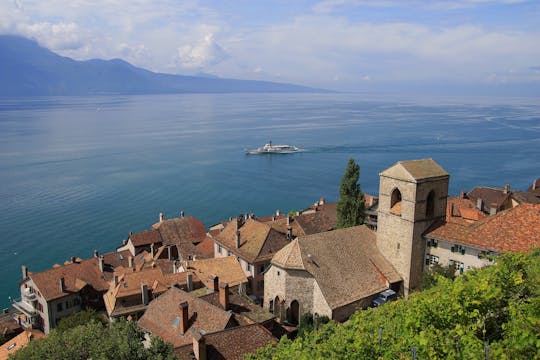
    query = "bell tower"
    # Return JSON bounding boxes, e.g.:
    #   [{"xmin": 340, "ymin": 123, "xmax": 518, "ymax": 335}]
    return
[{"xmin": 376, "ymin": 158, "xmax": 449, "ymax": 295}]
